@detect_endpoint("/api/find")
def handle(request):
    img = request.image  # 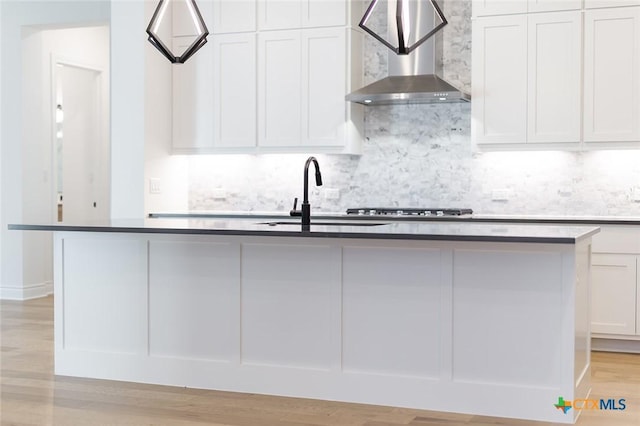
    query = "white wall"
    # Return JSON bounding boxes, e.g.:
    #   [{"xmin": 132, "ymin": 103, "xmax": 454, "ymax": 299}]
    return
[
  {"xmin": 144, "ymin": 0, "xmax": 188, "ymax": 215},
  {"xmin": 17, "ymin": 25, "xmax": 109, "ymax": 299},
  {"xmin": 110, "ymin": 0, "xmax": 145, "ymax": 219},
  {"xmin": 1, "ymin": 1, "xmax": 111, "ymax": 299},
  {"xmin": 0, "ymin": 3, "xmax": 3, "ymax": 302}
]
